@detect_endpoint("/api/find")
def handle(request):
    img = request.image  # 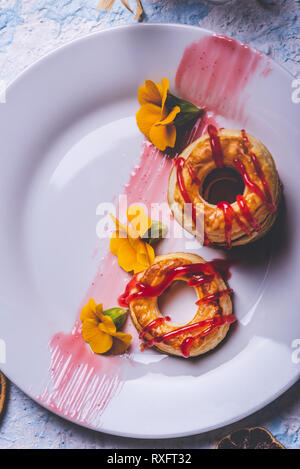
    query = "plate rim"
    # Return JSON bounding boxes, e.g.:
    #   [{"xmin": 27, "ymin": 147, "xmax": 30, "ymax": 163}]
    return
[{"xmin": 5, "ymin": 22, "xmax": 296, "ymax": 96}]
